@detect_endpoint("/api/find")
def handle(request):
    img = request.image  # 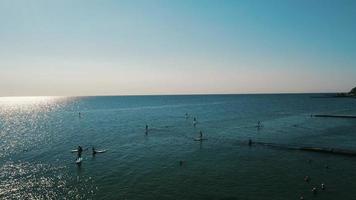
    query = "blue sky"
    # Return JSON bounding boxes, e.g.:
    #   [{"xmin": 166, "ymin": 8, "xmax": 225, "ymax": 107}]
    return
[{"xmin": 1, "ymin": 0, "xmax": 356, "ymax": 96}]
